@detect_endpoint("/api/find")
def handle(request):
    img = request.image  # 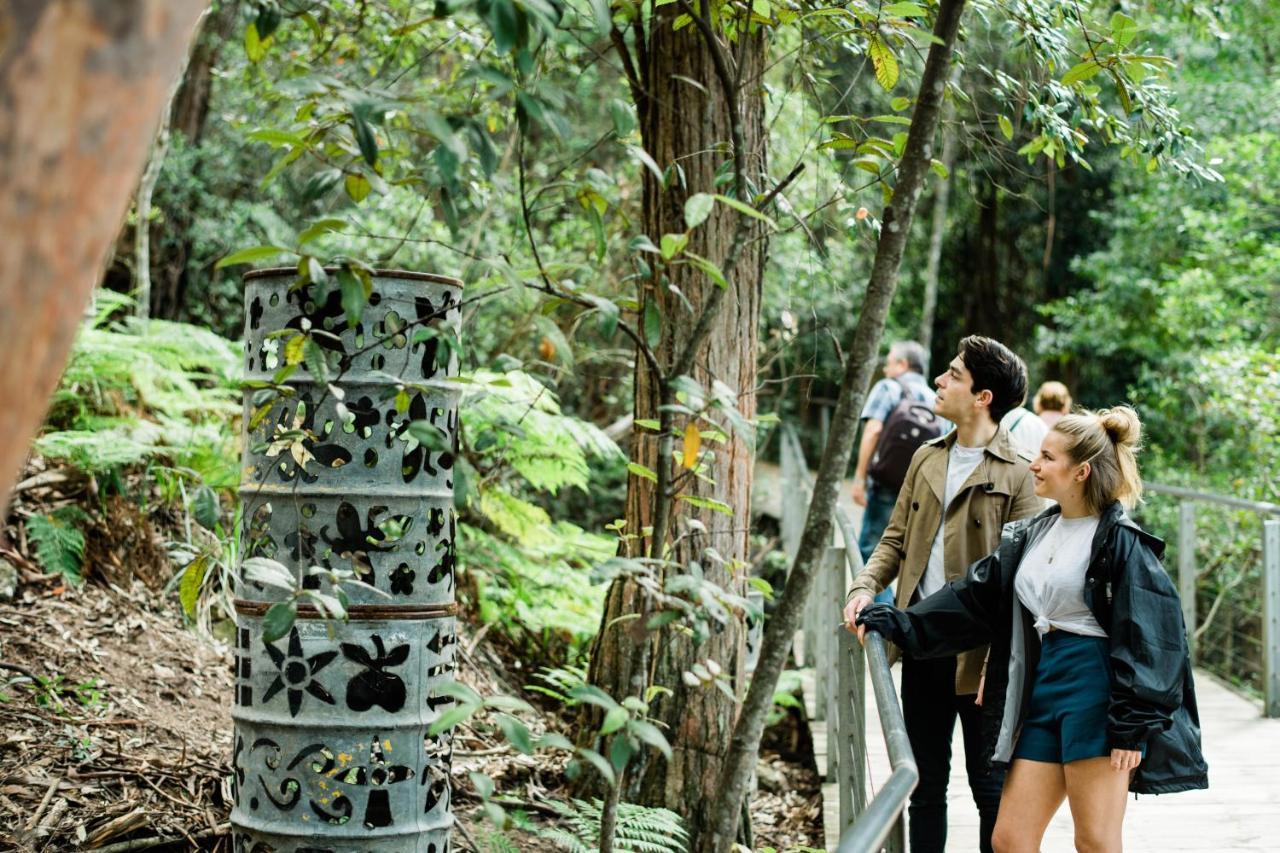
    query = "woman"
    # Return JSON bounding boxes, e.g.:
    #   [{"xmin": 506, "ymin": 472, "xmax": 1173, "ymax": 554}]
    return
[
  {"xmin": 1033, "ymin": 380, "xmax": 1072, "ymax": 427},
  {"xmin": 855, "ymin": 406, "xmax": 1207, "ymax": 853}
]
